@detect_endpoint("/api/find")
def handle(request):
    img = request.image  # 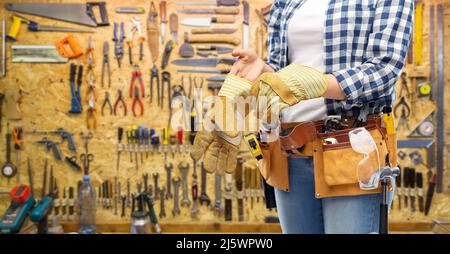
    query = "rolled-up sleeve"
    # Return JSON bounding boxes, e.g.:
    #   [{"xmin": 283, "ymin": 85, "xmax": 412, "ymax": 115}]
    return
[
  {"xmin": 265, "ymin": 0, "xmax": 282, "ymax": 72},
  {"xmin": 332, "ymin": 0, "xmax": 414, "ymax": 104}
]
